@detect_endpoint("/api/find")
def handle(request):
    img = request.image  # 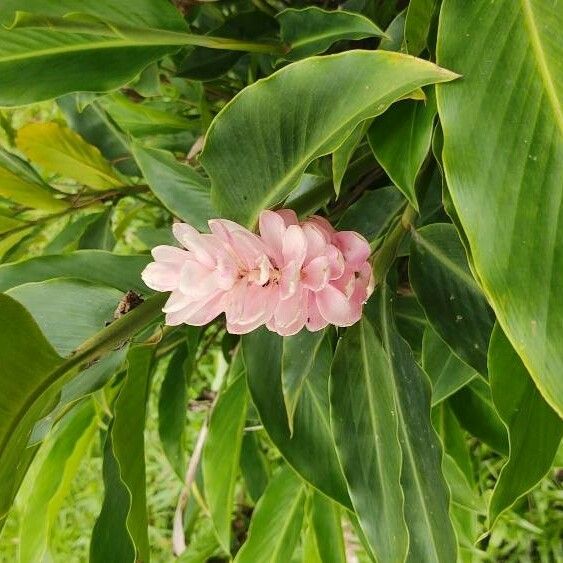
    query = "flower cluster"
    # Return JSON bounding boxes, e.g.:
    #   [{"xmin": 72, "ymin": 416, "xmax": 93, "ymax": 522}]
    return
[{"xmin": 142, "ymin": 209, "xmax": 374, "ymax": 336}]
